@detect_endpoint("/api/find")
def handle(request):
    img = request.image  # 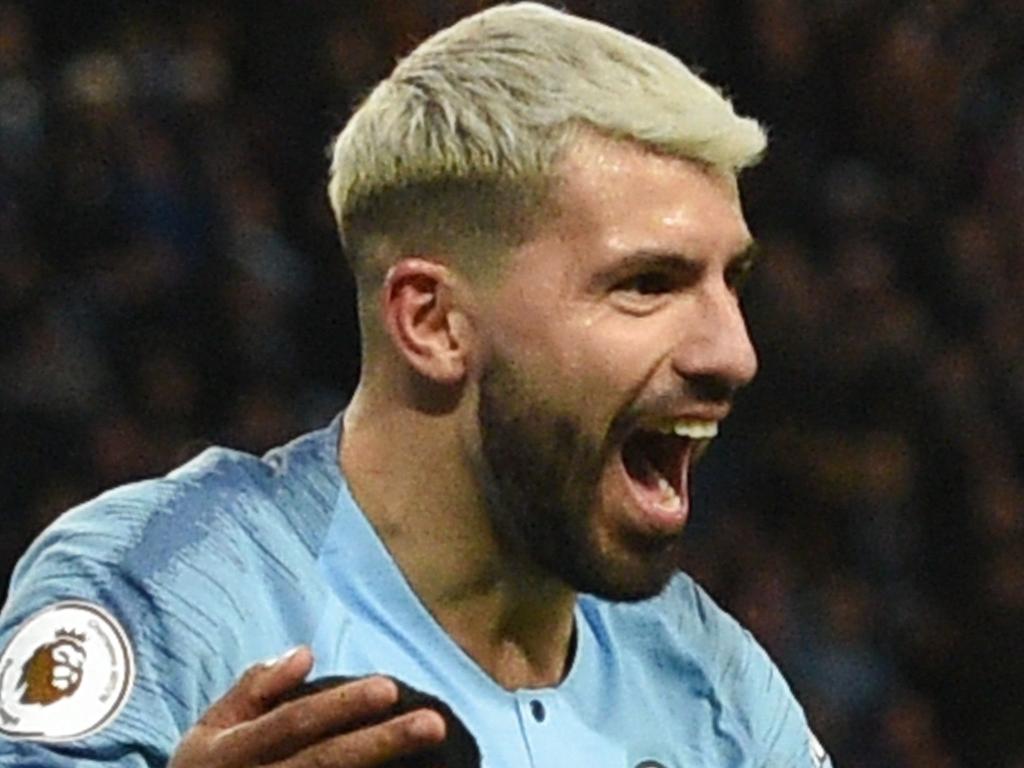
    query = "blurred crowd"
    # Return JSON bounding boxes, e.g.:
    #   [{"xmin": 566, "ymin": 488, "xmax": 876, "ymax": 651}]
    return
[{"xmin": 1, "ymin": 1, "xmax": 1022, "ymax": 765}]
